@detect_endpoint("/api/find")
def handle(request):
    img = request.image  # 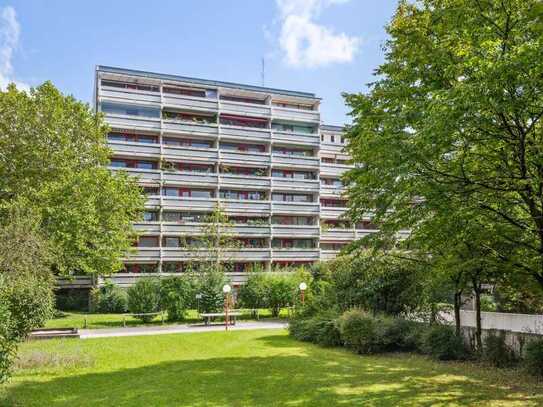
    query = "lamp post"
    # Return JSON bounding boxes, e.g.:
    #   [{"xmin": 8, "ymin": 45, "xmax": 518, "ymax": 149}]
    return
[
  {"xmin": 299, "ymin": 282, "xmax": 307, "ymax": 306},
  {"xmin": 222, "ymin": 284, "xmax": 232, "ymax": 331}
]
